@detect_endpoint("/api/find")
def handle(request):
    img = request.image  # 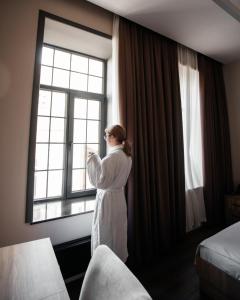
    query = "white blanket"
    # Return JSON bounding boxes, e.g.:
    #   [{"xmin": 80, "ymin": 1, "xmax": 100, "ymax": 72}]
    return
[{"xmin": 198, "ymin": 222, "xmax": 240, "ymax": 280}]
